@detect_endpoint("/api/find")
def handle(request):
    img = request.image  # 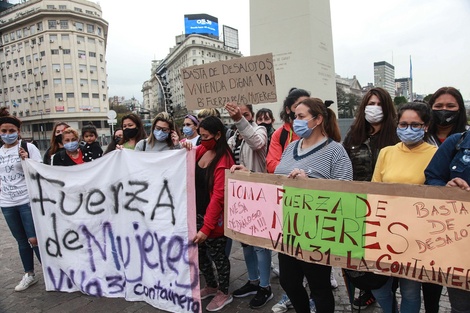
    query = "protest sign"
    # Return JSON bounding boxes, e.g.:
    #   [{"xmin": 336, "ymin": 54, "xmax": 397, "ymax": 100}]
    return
[
  {"xmin": 181, "ymin": 53, "xmax": 277, "ymax": 109},
  {"xmin": 23, "ymin": 149, "xmax": 201, "ymax": 313},
  {"xmin": 225, "ymin": 171, "xmax": 470, "ymax": 290}
]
